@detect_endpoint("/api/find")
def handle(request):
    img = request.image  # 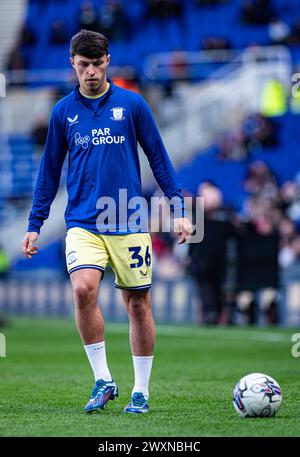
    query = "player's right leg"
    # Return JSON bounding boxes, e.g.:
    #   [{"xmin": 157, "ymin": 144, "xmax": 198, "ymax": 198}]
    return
[{"xmin": 65, "ymin": 228, "xmax": 118, "ymax": 412}]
